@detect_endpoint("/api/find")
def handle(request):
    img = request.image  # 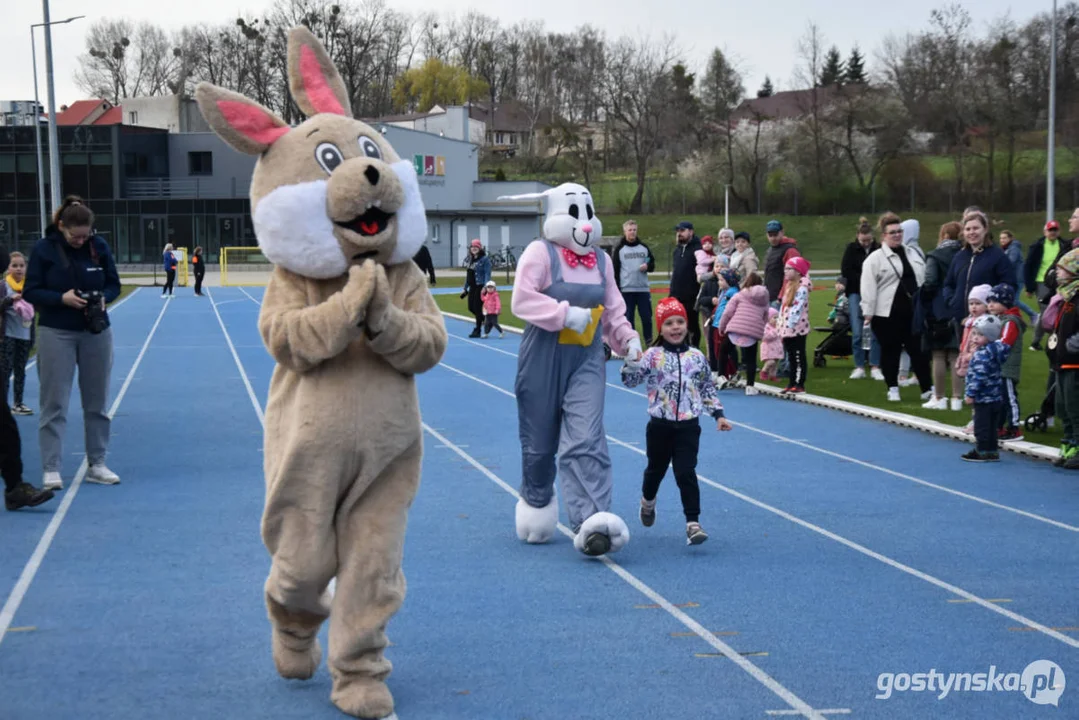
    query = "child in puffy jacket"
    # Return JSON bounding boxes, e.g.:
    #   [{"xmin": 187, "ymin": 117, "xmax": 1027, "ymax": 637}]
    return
[
  {"xmin": 481, "ymin": 280, "xmax": 503, "ymax": 338},
  {"xmin": 760, "ymin": 308, "xmax": 783, "ymax": 381},
  {"xmin": 778, "ymin": 257, "xmax": 812, "ymax": 393},
  {"xmin": 955, "ymin": 284, "xmax": 991, "ymax": 434},
  {"xmin": 986, "ymin": 283, "xmax": 1025, "ymax": 441},
  {"xmin": 695, "ymin": 236, "xmax": 717, "ymax": 282},
  {"xmin": 0, "ymin": 252, "xmax": 35, "ymax": 414},
  {"xmin": 717, "ymin": 272, "xmax": 770, "ymax": 394},
  {"xmin": 962, "ymin": 314, "xmax": 1010, "ymax": 462},
  {"xmin": 622, "ymin": 298, "xmax": 732, "ymax": 546}
]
